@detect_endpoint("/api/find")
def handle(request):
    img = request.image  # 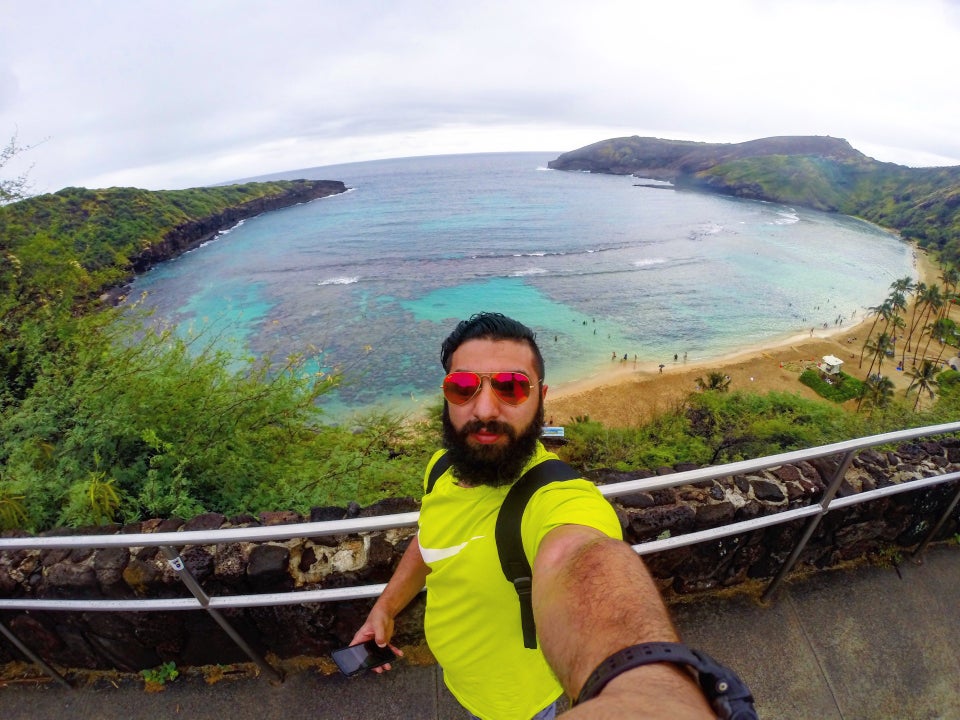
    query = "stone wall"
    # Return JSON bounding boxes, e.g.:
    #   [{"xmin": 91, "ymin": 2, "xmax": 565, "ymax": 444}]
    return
[{"xmin": 1, "ymin": 439, "xmax": 957, "ymax": 673}]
